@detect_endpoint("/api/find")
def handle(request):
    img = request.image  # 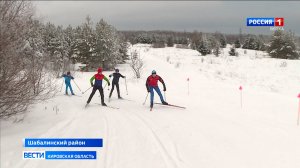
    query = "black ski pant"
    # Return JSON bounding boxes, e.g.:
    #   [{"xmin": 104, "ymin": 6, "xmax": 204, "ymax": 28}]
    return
[
  {"xmin": 109, "ymin": 83, "xmax": 120, "ymax": 98},
  {"xmin": 87, "ymin": 86, "xmax": 104, "ymax": 104}
]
